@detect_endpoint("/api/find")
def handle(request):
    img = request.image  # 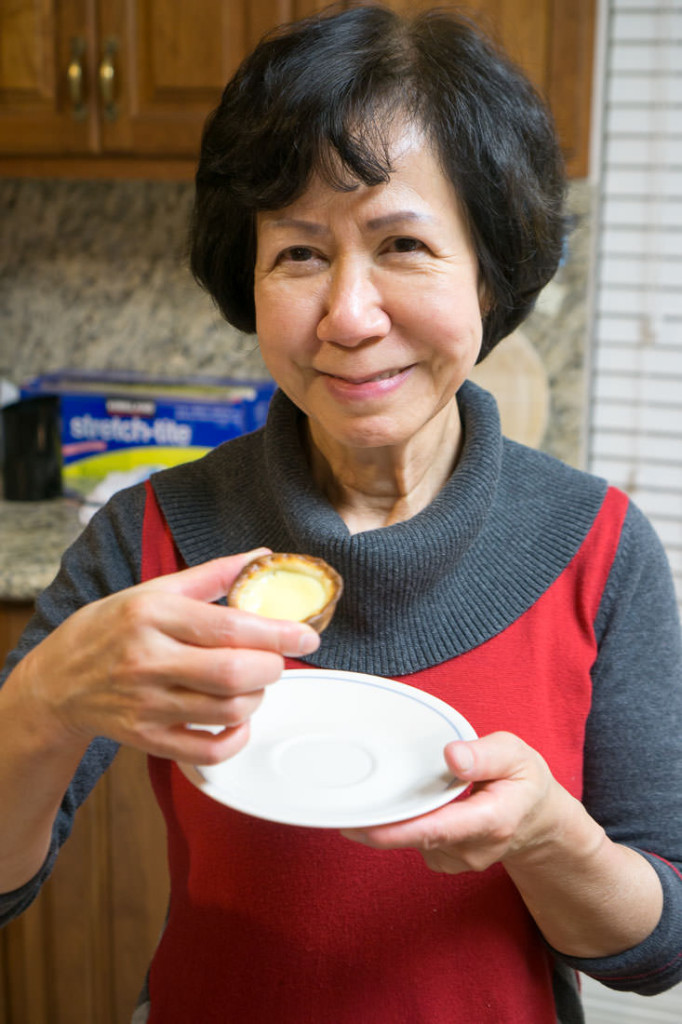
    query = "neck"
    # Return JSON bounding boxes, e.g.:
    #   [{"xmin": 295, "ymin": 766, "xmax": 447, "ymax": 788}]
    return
[{"xmin": 307, "ymin": 402, "xmax": 463, "ymax": 533}]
